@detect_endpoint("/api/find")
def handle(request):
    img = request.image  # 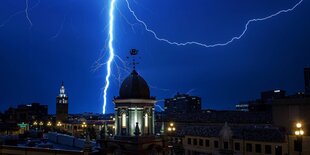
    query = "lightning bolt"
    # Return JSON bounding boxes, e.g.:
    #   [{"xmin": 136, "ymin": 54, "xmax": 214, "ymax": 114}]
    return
[
  {"xmin": 155, "ymin": 105, "xmax": 165, "ymax": 112},
  {"xmin": 25, "ymin": 0, "xmax": 33, "ymax": 27},
  {"xmin": 102, "ymin": 0, "xmax": 116, "ymax": 114},
  {"xmin": 124, "ymin": 0, "xmax": 303, "ymax": 47},
  {"xmin": 102, "ymin": 0, "xmax": 303, "ymax": 114},
  {"xmin": 0, "ymin": 0, "xmax": 40, "ymax": 28}
]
